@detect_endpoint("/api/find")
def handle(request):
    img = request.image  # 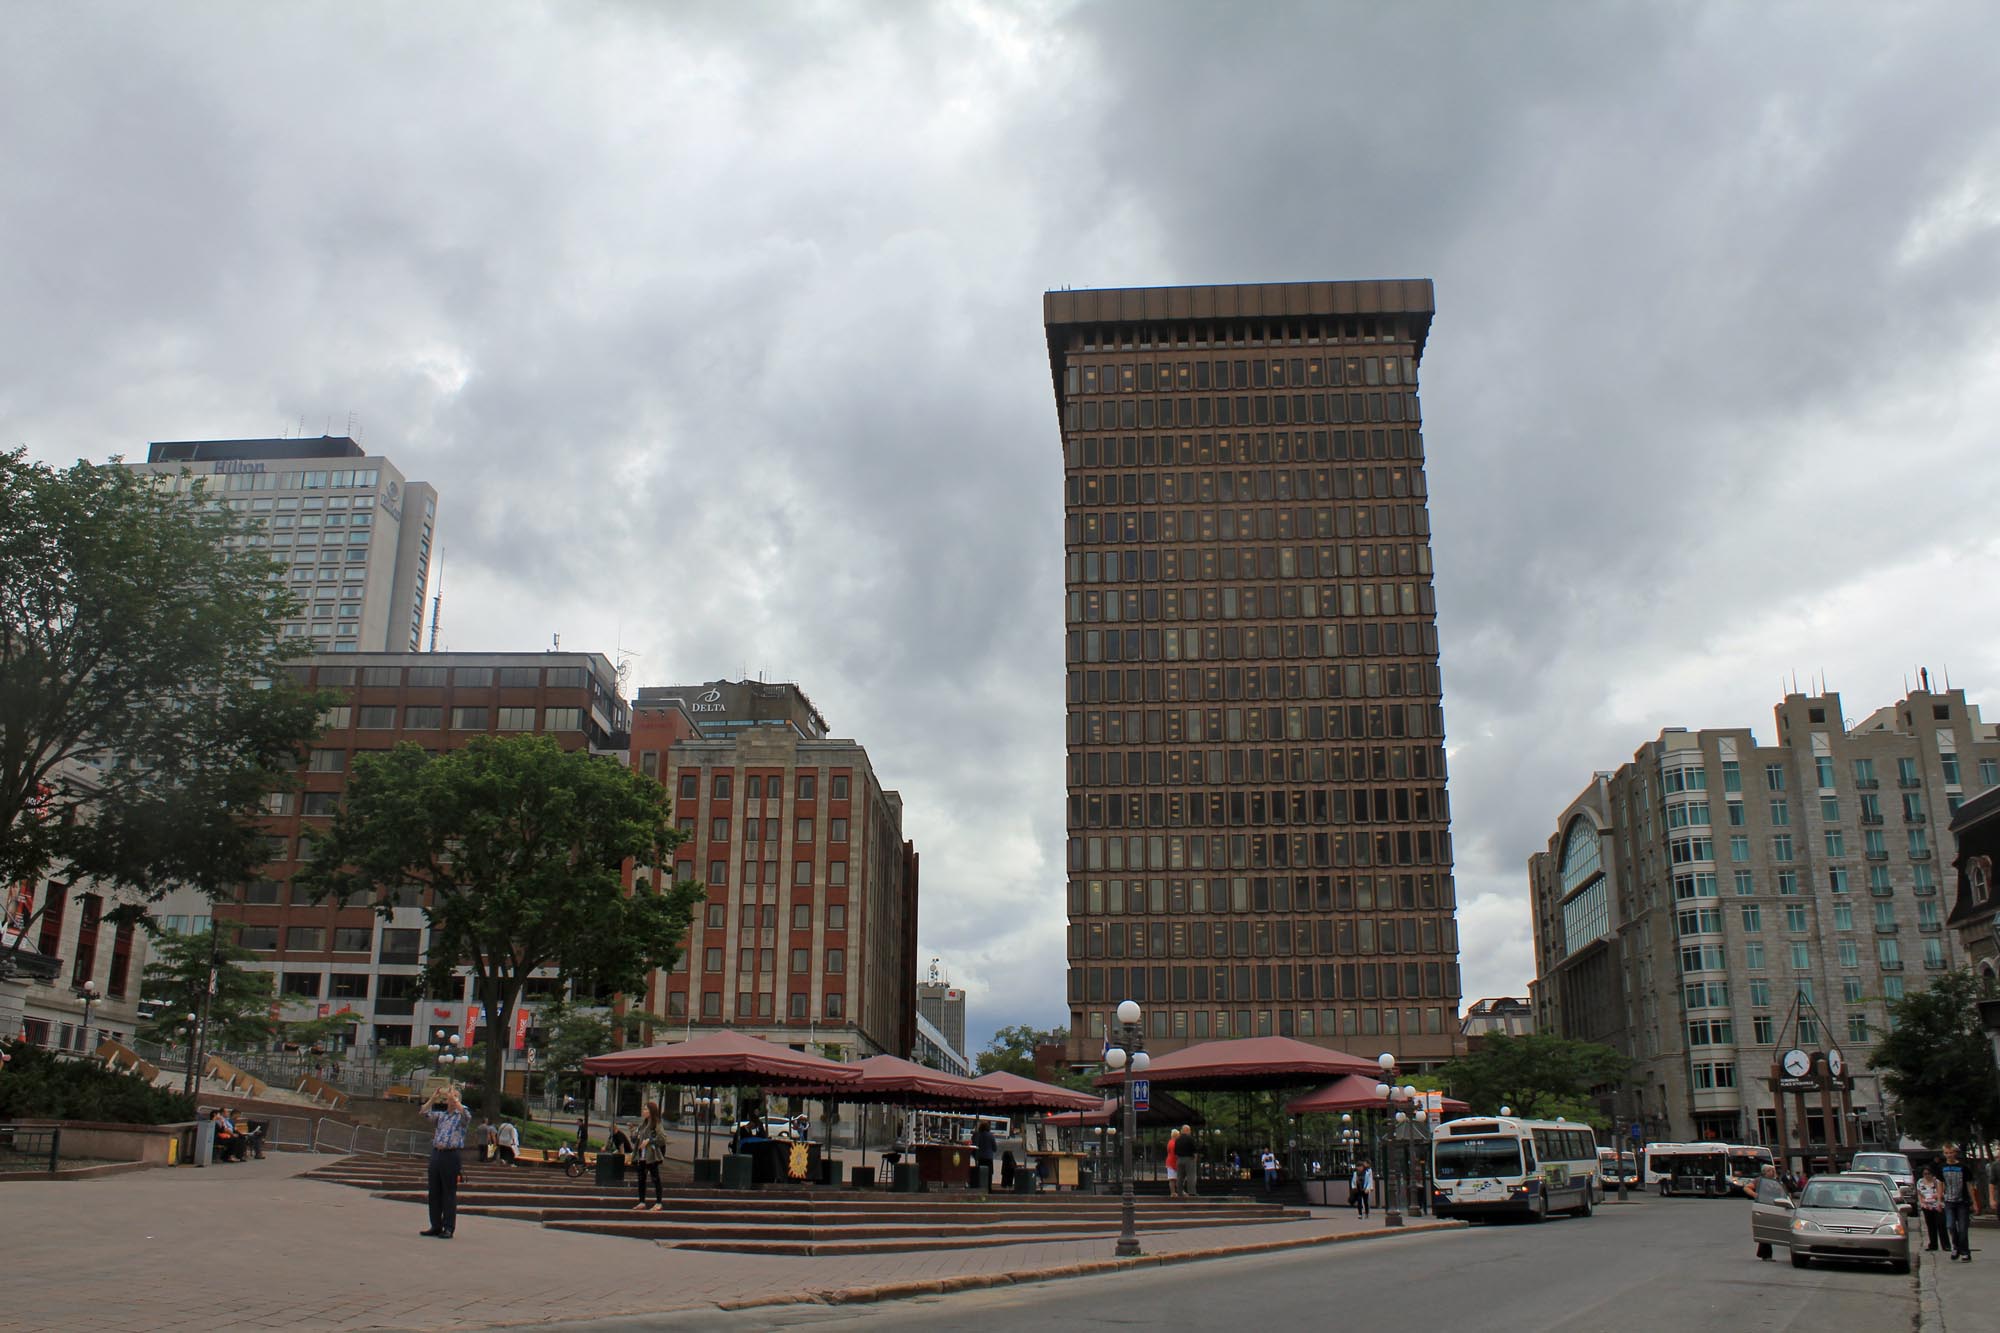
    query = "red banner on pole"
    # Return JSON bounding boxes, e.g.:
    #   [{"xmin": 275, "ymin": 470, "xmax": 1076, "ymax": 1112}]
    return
[{"xmin": 513, "ymin": 1007, "xmax": 532, "ymax": 1052}]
